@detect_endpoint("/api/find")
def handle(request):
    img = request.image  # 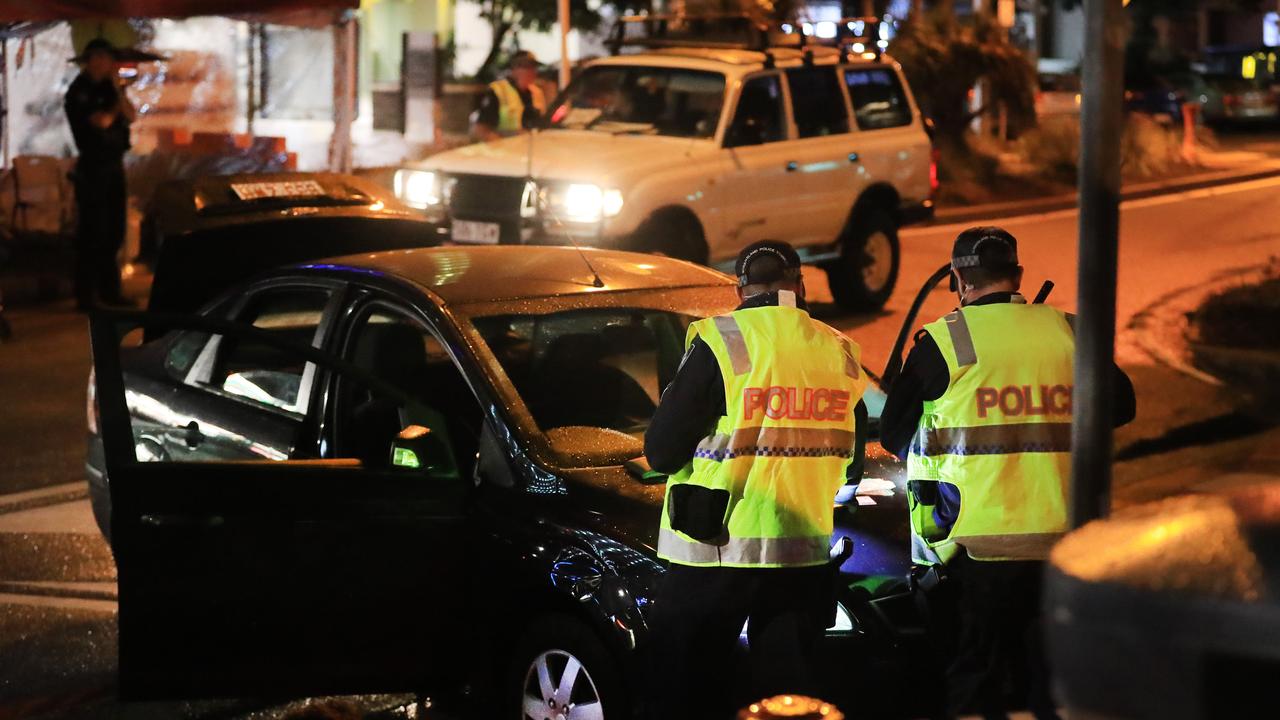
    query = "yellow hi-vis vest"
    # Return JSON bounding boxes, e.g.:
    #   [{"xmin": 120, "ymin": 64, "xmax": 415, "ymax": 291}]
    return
[
  {"xmin": 908, "ymin": 300, "xmax": 1075, "ymax": 563},
  {"xmin": 657, "ymin": 299, "xmax": 868, "ymax": 568},
  {"xmin": 489, "ymin": 78, "xmax": 546, "ymax": 135}
]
